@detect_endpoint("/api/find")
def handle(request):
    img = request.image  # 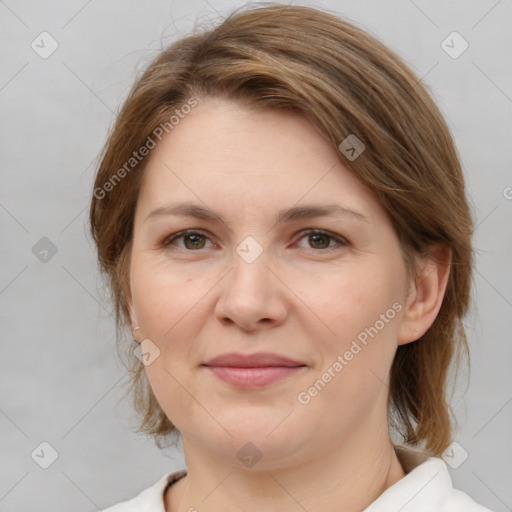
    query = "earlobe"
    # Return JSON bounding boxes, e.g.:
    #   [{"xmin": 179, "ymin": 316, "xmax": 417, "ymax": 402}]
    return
[
  {"xmin": 397, "ymin": 243, "xmax": 451, "ymax": 346},
  {"xmin": 131, "ymin": 326, "xmax": 142, "ymax": 343},
  {"xmin": 127, "ymin": 298, "xmax": 135, "ymax": 325},
  {"xmin": 126, "ymin": 298, "xmax": 141, "ymax": 340}
]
